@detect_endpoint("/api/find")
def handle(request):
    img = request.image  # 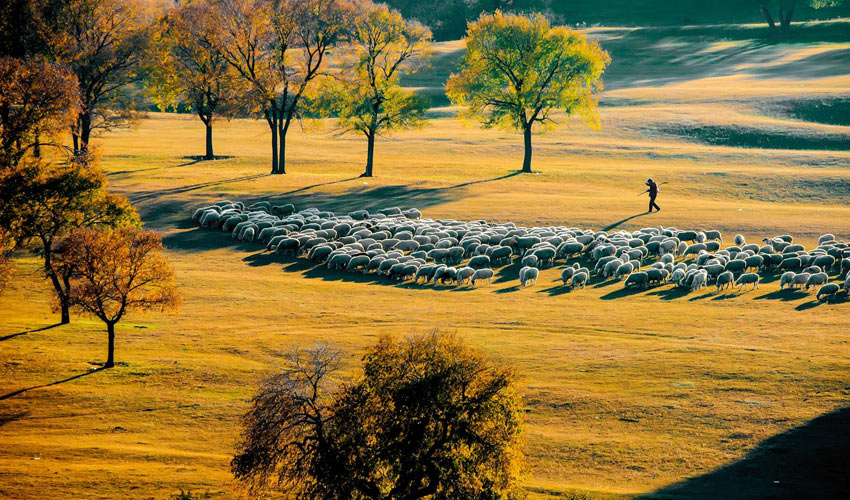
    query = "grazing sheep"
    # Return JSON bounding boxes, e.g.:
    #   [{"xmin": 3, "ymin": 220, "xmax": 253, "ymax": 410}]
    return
[
  {"xmin": 571, "ymin": 271, "xmax": 588, "ymax": 289},
  {"xmin": 468, "ymin": 255, "xmax": 491, "ymax": 270},
  {"xmin": 734, "ymin": 234, "xmax": 746, "ymax": 246},
  {"xmin": 519, "ymin": 266, "xmax": 539, "ymax": 287},
  {"xmin": 625, "ymin": 272, "xmax": 649, "ymax": 289},
  {"xmin": 812, "ymin": 255, "xmax": 836, "ymax": 273},
  {"xmin": 744, "ymin": 255, "xmax": 764, "ymax": 272},
  {"xmin": 805, "ymin": 272, "xmax": 828, "ymax": 291},
  {"xmin": 715, "ymin": 271, "xmax": 734, "ymax": 292},
  {"xmin": 615, "ymin": 262, "xmax": 634, "ymax": 279},
  {"xmin": 489, "ymin": 246, "xmax": 513, "ymax": 266},
  {"xmin": 735, "ymin": 273, "xmax": 760, "ymax": 291},
  {"xmin": 690, "ymin": 270, "xmax": 708, "ymax": 291},
  {"xmin": 602, "ymin": 259, "xmax": 624, "ymax": 279},
  {"xmin": 790, "ymin": 272, "xmax": 811, "ymax": 289},
  {"xmin": 818, "ymin": 233, "xmax": 835, "ymax": 245},
  {"xmin": 435, "ymin": 266, "xmax": 458, "ymax": 285},
  {"xmin": 532, "ymin": 247, "xmax": 556, "ymax": 267},
  {"xmin": 468, "ymin": 268, "xmax": 493, "ymax": 286},
  {"xmin": 779, "ymin": 271, "xmax": 796, "ymax": 289},
  {"xmin": 521, "ymin": 254, "xmax": 540, "ymax": 269},
  {"xmin": 327, "ymin": 253, "xmax": 352, "ymax": 271},
  {"xmin": 704, "ymin": 230, "xmax": 722, "ymax": 243},
  {"xmin": 456, "ymin": 266, "xmax": 475, "ymax": 286},
  {"xmin": 779, "ymin": 257, "xmax": 802, "ymax": 273},
  {"xmin": 560, "ymin": 267, "xmax": 576, "ymax": 285},
  {"xmin": 817, "ymin": 283, "xmax": 840, "ymax": 302},
  {"xmin": 346, "ymin": 254, "xmax": 370, "ymax": 272}
]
